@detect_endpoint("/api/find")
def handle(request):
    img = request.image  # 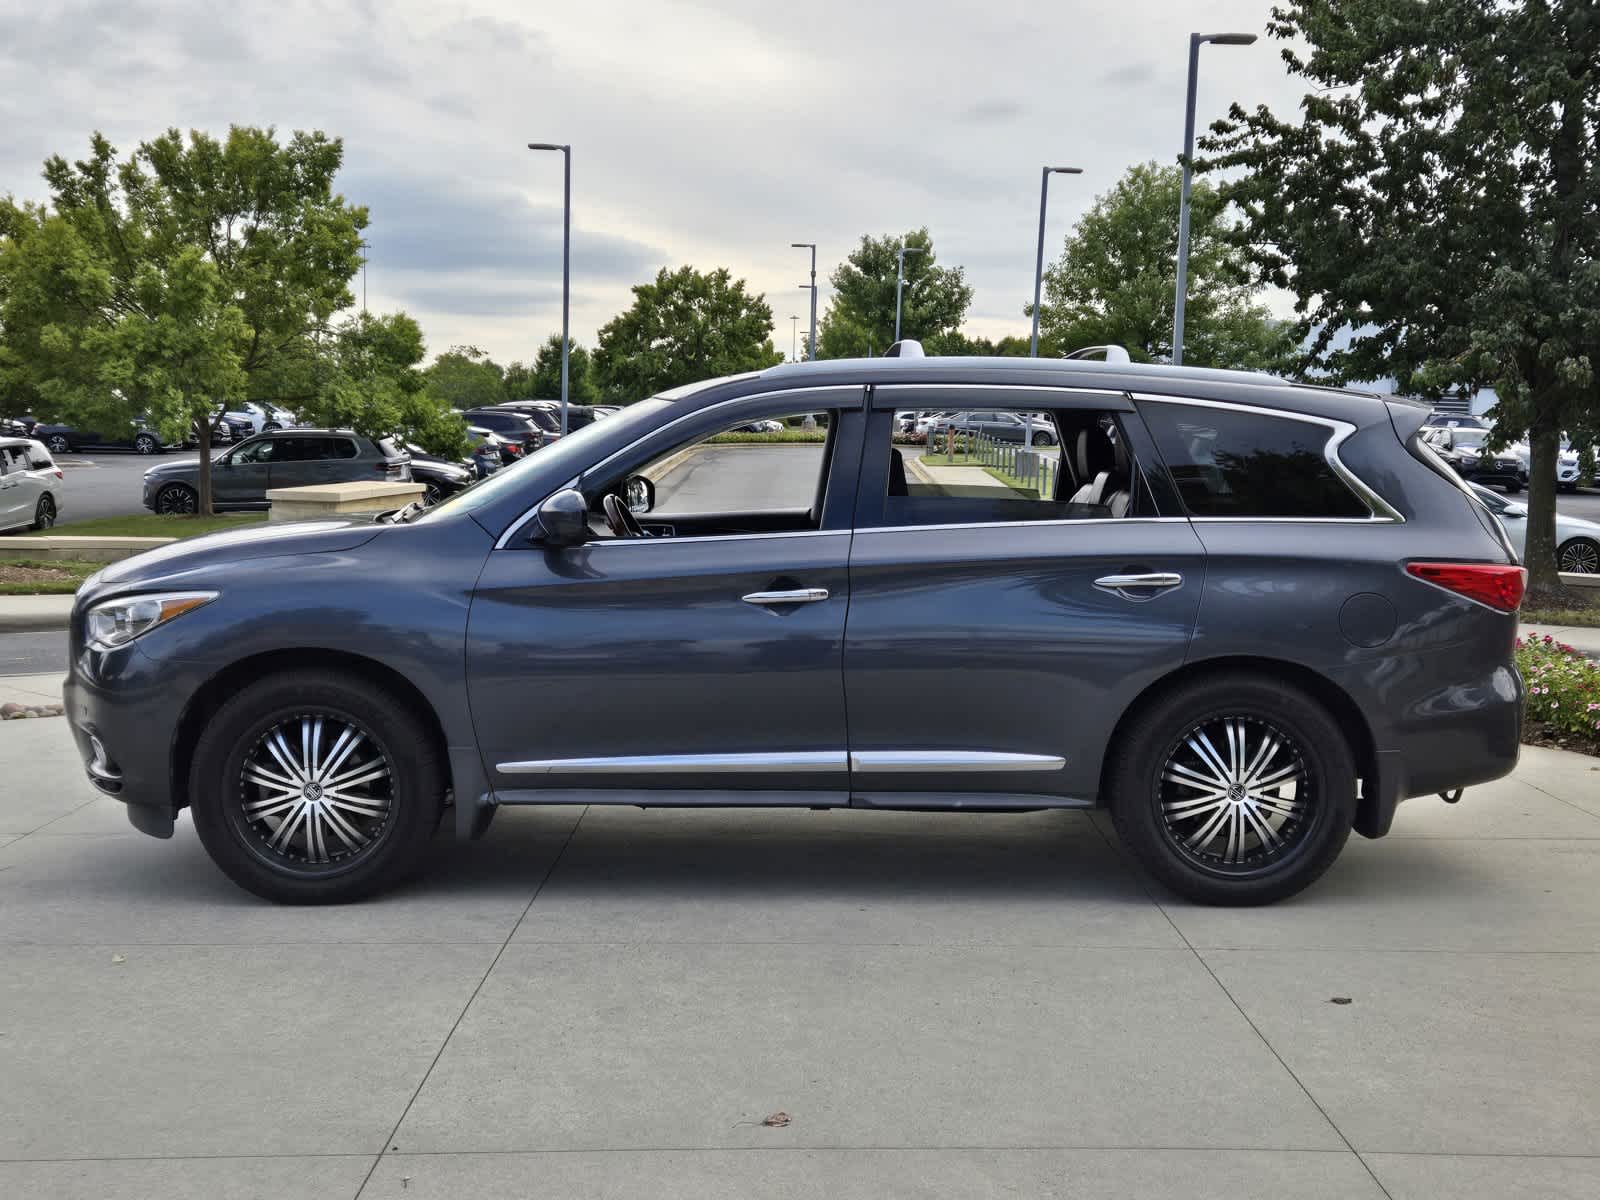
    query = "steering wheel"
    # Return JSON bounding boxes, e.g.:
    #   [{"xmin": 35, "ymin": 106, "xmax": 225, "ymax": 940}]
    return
[{"xmin": 602, "ymin": 492, "xmax": 647, "ymax": 538}]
